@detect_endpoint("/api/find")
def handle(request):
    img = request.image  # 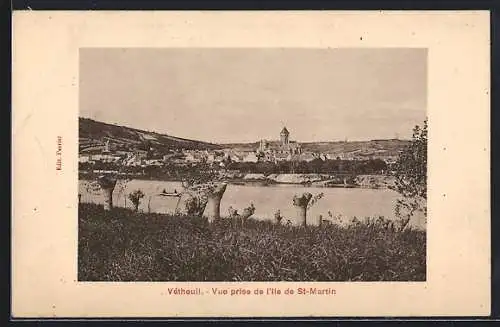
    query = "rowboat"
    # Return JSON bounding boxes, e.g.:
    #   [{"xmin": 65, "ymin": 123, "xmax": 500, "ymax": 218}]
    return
[{"xmin": 158, "ymin": 191, "xmax": 181, "ymax": 197}]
